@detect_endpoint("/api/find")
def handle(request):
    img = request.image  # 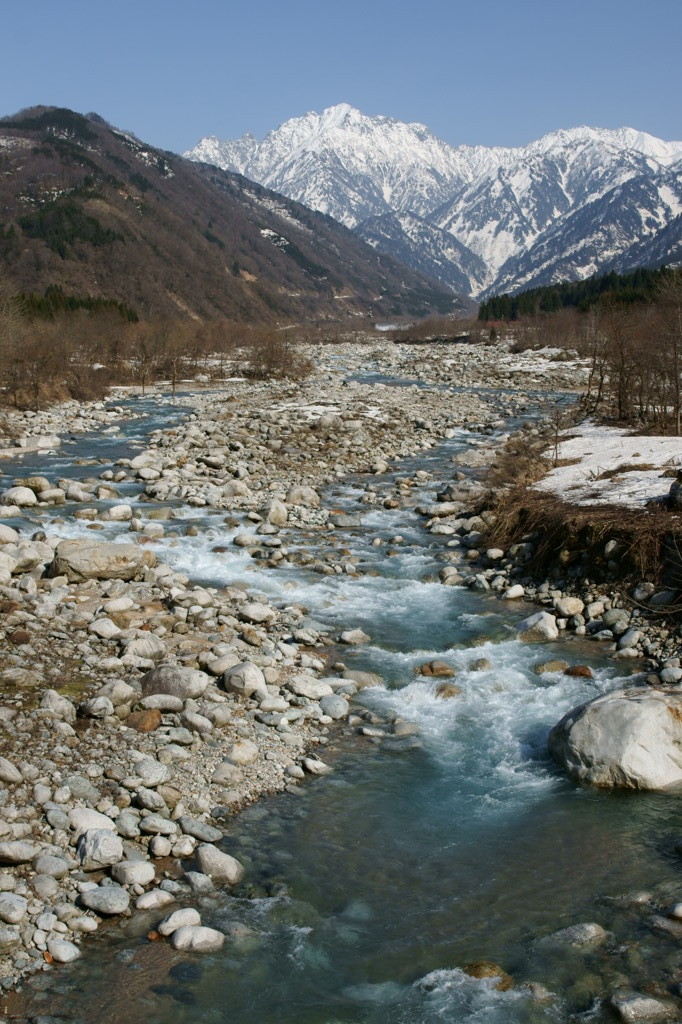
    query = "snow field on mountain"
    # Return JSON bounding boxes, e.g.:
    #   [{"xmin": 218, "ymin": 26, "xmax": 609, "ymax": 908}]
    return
[{"xmin": 185, "ymin": 104, "xmax": 682, "ymax": 298}]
